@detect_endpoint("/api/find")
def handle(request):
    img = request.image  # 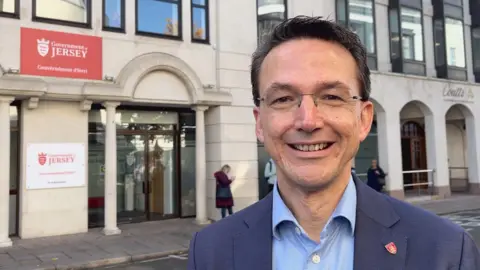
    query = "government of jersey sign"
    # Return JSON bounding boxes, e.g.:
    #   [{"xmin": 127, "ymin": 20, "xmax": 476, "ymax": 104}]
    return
[
  {"xmin": 20, "ymin": 27, "xmax": 103, "ymax": 80},
  {"xmin": 443, "ymin": 85, "xmax": 475, "ymax": 103}
]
